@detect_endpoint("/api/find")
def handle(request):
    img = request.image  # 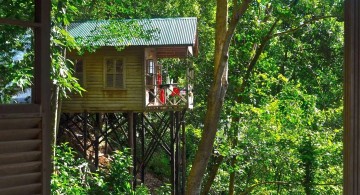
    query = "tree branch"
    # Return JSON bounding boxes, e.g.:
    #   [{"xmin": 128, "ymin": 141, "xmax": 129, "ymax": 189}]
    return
[
  {"xmin": 235, "ymin": 15, "xmax": 337, "ymax": 103},
  {"xmin": 215, "ymin": 0, "xmax": 253, "ymax": 80},
  {"xmin": 240, "ymin": 181, "xmax": 342, "ymax": 195},
  {"xmin": 270, "ymin": 15, "xmax": 337, "ymax": 38},
  {"xmin": 236, "ymin": 19, "xmax": 279, "ymax": 103}
]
